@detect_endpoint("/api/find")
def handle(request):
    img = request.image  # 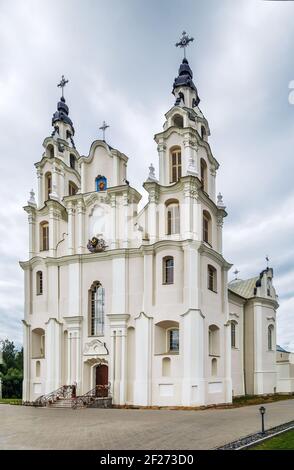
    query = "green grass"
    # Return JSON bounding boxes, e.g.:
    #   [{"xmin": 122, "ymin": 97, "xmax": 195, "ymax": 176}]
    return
[
  {"xmin": 251, "ymin": 429, "xmax": 294, "ymax": 450},
  {"xmin": 0, "ymin": 398, "xmax": 22, "ymax": 405}
]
